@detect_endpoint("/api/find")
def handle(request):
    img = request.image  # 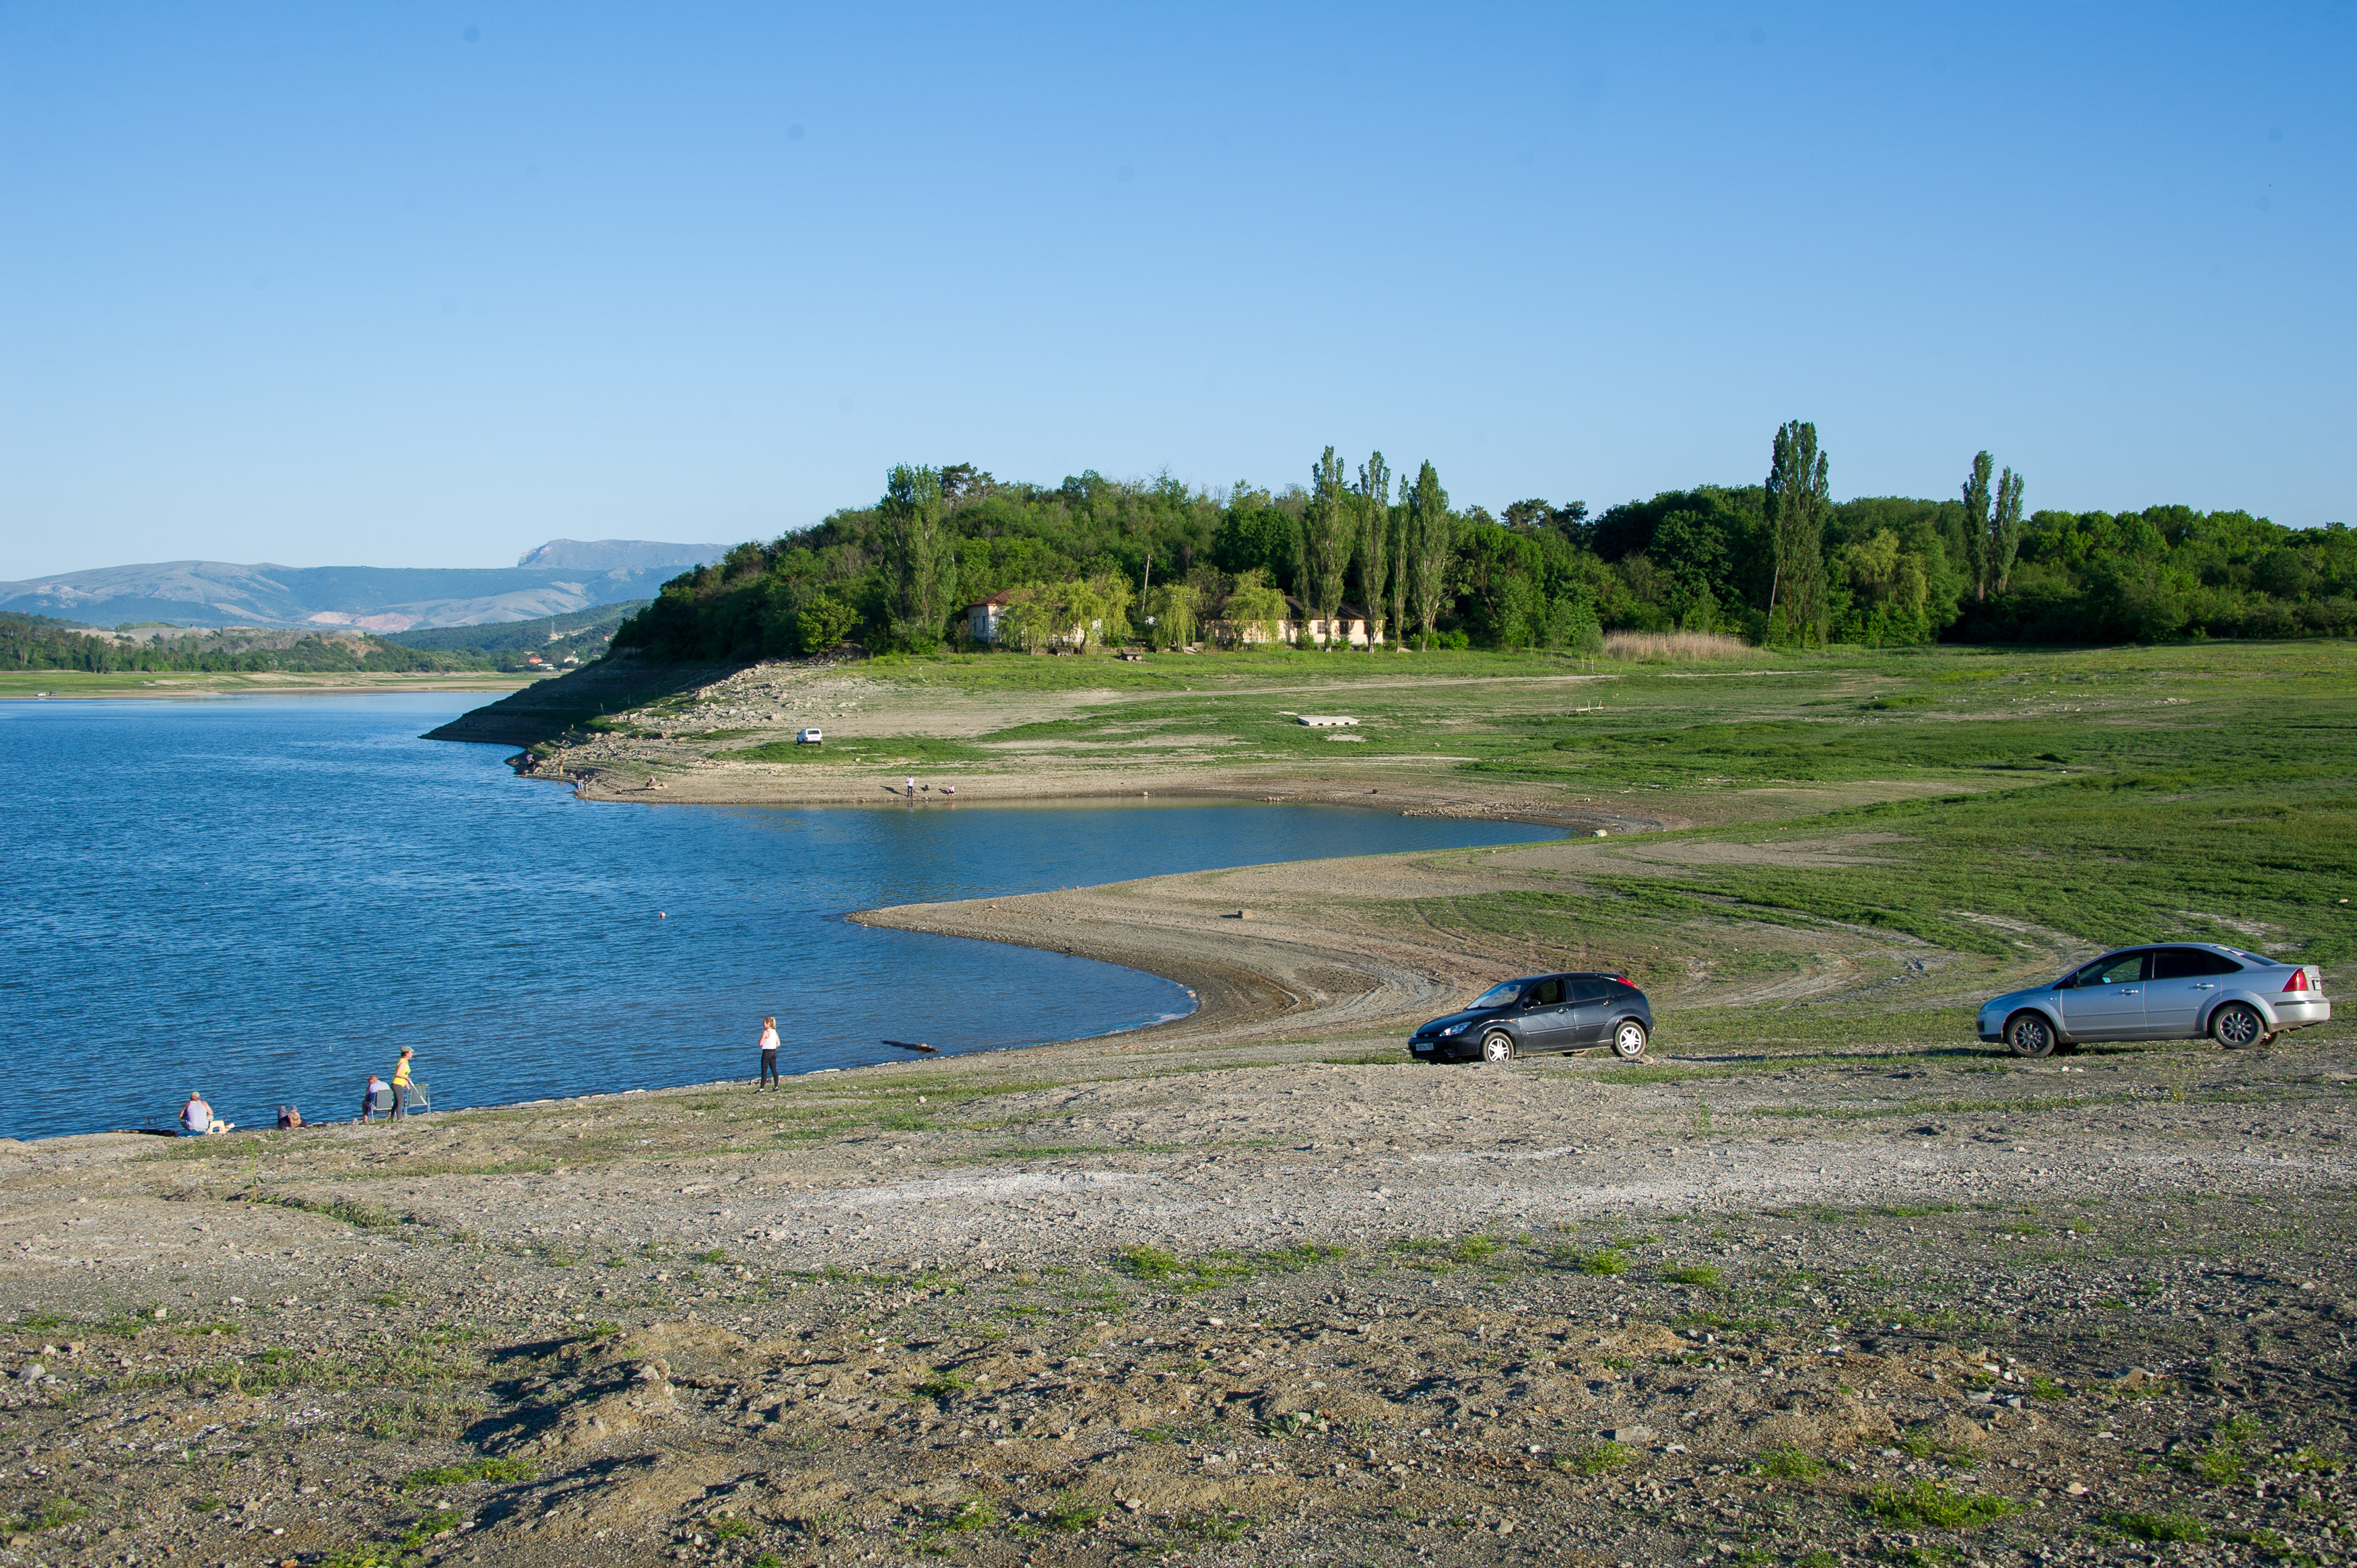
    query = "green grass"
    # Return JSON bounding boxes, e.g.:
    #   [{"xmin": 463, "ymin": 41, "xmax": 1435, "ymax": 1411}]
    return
[
  {"xmin": 2106, "ymin": 1511, "xmax": 2208, "ymax": 1544},
  {"xmin": 1115, "ymin": 1241, "xmax": 1344, "ymax": 1289},
  {"xmin": 1557, "ymin": 1247, "xmax": 1628, "ymax": 1275},
  {"xmin": 1661, "ymin": 1264, "xmax": 1721, "ymax": 1288},
  {"xmin": 399, "ymin": 1457, "xmax": 540, "ymax": 1490},
  {"xmin": 1859, "ymin": 1479, "xmax": 2021, "ymax": 1530},
  {"xmin": 1752, "ymin": 1447, "xmax": 1823, "ymax": 1480},
  {"xmin": 1554, "ymin": 1440, "xmax": 1633, "ymax": 1476},
  {"xmin": 0, "ymin": 1497, "xmax": 89, "ymax": 1532}
]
